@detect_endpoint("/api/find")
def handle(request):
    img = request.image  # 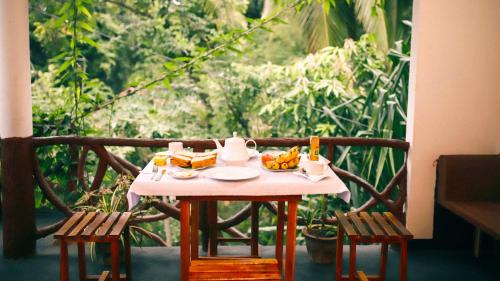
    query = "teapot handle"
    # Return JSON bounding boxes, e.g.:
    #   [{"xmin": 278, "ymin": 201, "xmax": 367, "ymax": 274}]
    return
[{"xmin": 245, "ymin": 139, "xmax": 257, "ymax": 151}]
